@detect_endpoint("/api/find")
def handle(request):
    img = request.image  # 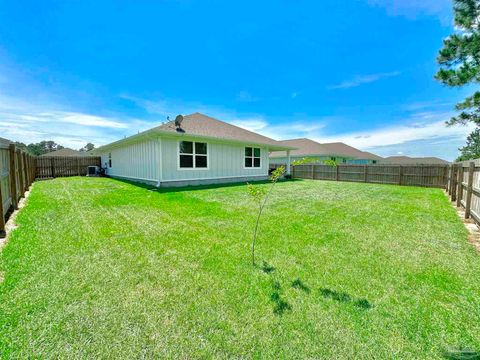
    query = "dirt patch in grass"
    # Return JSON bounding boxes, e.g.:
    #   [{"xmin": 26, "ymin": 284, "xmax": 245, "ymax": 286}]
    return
[
  {"xmin": 449, "ymin": 193, "xmax": 480, "ymax": 253},
  {"xmin": 0, "ymin": 185, "xmax": 32, "ymax": 251}
]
